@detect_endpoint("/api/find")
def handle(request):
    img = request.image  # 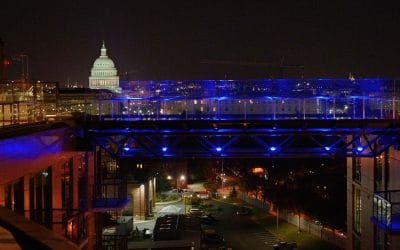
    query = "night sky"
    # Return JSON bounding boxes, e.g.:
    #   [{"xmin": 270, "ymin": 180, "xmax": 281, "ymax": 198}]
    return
[{"xmin": 1, "ymin": 1, "xmax": 400, "ymax": 85}]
